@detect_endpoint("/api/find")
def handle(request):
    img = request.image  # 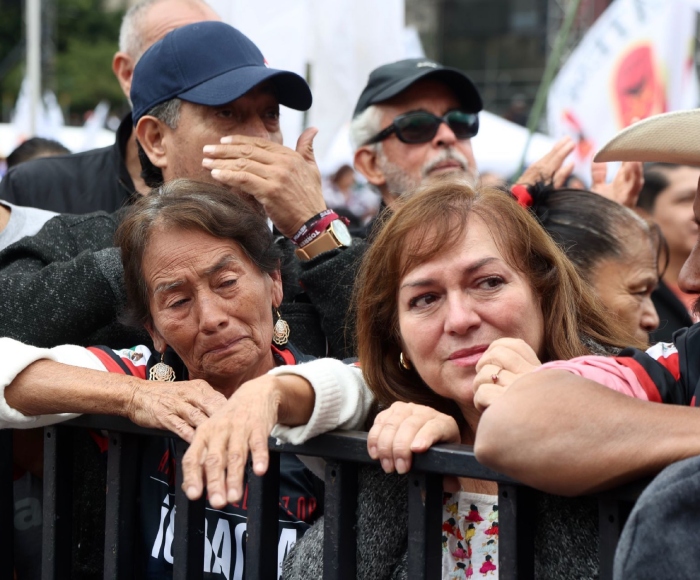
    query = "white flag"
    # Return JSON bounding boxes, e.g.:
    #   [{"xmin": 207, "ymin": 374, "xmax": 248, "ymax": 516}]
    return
[{"xmin": 547, "ymin": 0, "xmax": 699, "ymax": 179}]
